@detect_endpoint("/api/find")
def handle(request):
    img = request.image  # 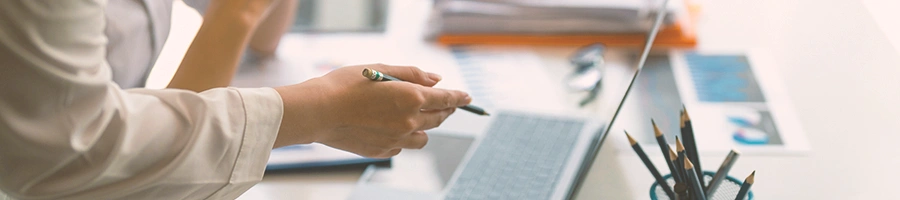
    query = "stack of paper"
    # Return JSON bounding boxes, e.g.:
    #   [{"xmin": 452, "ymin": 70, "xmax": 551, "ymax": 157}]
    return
[
  {"xmin": 426, "ymin": 0, "xmax": 697, "ymax": 47},
  {"xmin": 432, "ymin": 0, "xmax": 679, "ymax": 34}
]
